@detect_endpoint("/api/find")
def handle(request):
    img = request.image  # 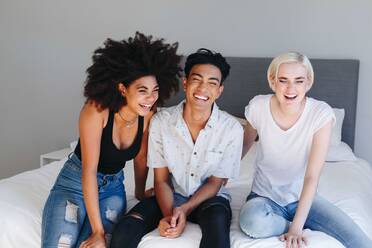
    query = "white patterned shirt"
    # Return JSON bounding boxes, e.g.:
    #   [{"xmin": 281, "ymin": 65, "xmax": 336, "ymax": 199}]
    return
[{"xmin": 147, "ymin": 101, "xmax": 243, "ymax": 200}]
